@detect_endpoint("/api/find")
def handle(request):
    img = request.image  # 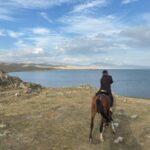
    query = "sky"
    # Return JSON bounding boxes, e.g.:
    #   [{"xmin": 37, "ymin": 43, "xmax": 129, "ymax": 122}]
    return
[{"xmin": 0, "ymin": 0, "xmax": 150, "ymax": 68}]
